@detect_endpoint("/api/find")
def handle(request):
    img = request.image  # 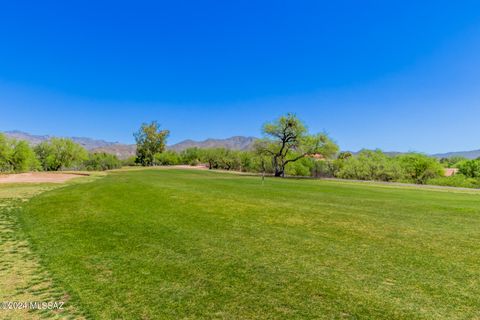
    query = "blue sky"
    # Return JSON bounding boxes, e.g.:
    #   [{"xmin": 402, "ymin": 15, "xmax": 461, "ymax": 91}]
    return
[{"xmin": 1, "ymin": 1, "xmax": 480, "ymax": 152}]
